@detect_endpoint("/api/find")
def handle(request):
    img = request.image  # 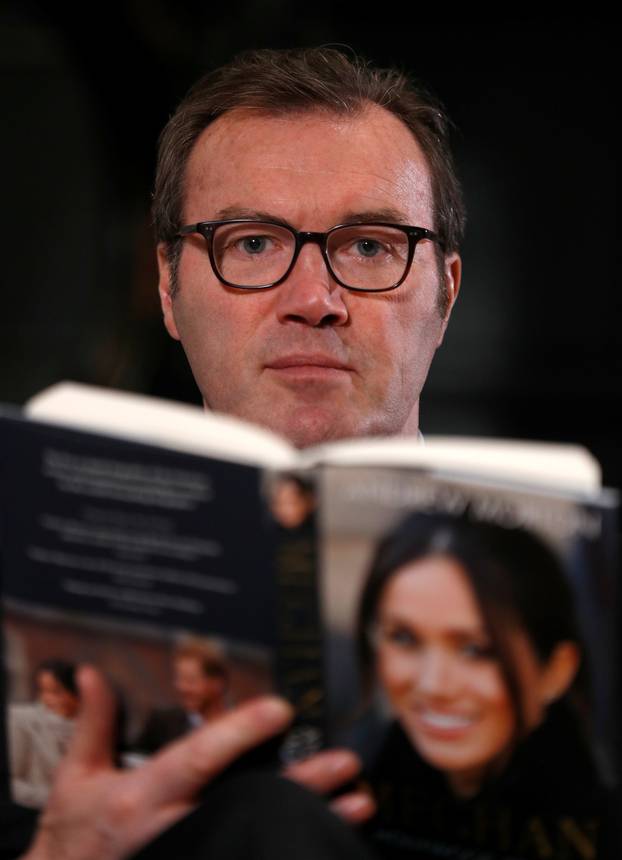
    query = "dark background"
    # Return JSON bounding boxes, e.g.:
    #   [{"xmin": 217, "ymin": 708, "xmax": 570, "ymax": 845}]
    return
[{"xmin": 1, "ymin": 3, "xmax": 619, "ymax": 486}]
